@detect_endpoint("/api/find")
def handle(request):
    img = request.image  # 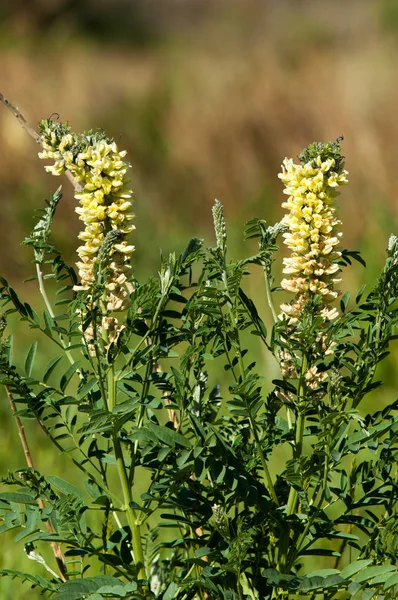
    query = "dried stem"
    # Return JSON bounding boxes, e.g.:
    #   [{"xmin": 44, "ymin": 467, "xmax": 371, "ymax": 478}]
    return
[
  {"xmin": 5, "ymin": 384, "xmax": 68, "ymax": 582},
  {"xmin": 0, "ymin": 93, "xmax": 81, "ymax": 192}
]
